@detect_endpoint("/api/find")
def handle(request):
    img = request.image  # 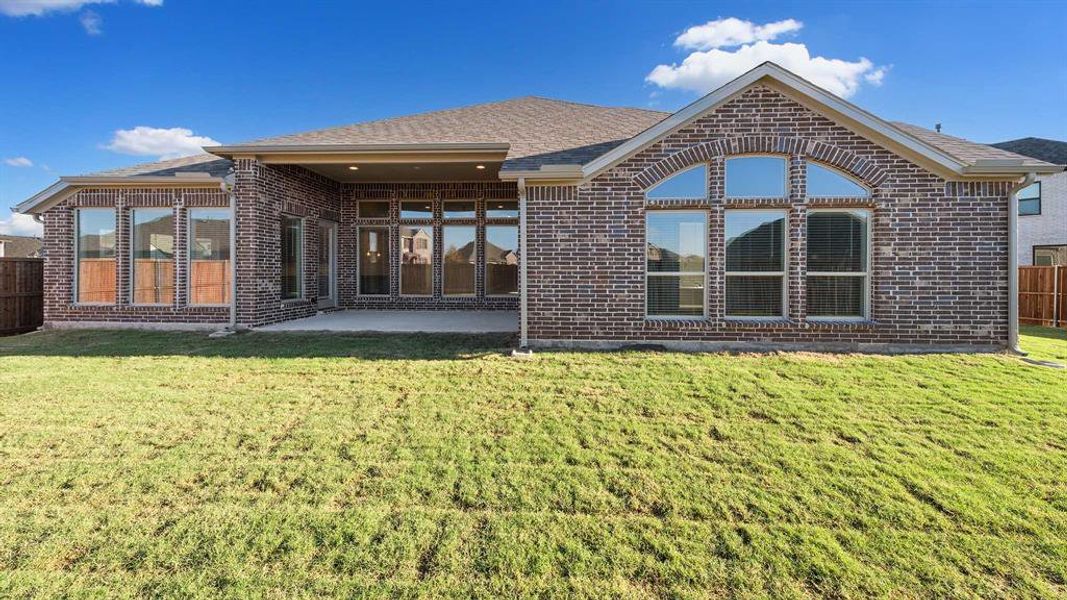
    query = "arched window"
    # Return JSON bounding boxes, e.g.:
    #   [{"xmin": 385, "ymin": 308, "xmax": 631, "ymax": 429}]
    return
[
  {"xmin": 726, "ymin": 156, "xmax": 787, "ymax": 198},
  {"xmin": 645, "ymin": 164, "xmax": 707, "ymax": 200},
  {"xmin": 806, "ymin": 163, "xmax": 869, "ymax": 197}
]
